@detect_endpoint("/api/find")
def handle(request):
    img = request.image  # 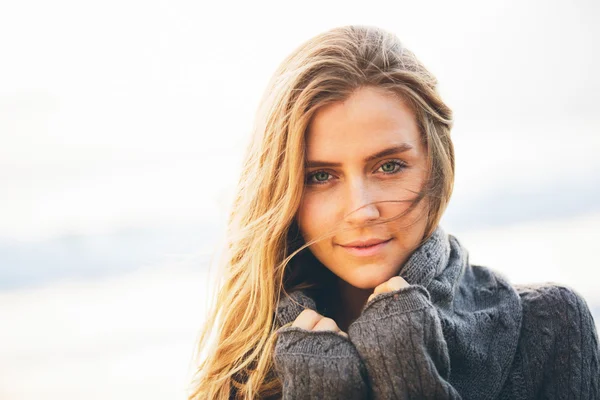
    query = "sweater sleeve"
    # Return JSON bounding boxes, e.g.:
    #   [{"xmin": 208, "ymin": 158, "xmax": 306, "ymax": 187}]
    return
[
  {"xmin": 272, "ymin": 291, "xmax": 369, "ymax": 400},
  {"xmin": 348, "ymin": 285, "xmax": 462, "ymax": 399},
  {"xmin": 273, "ymin": 327, "xmax": 369, "ymax": 399}
]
